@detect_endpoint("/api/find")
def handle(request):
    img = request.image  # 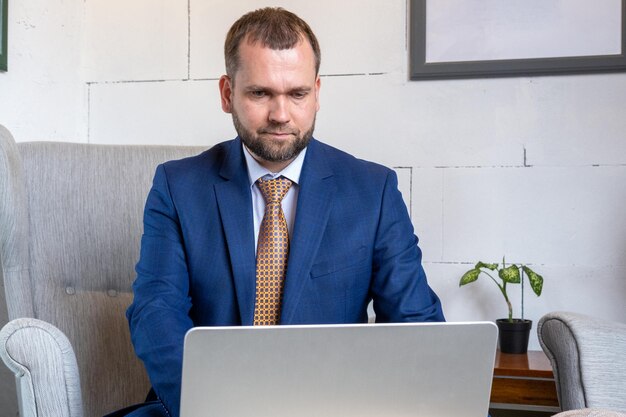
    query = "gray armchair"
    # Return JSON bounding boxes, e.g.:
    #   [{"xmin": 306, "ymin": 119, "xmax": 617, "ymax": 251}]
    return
[
  {"xmin": 0, "ymin": 125, "xmax": 205, "ymax": 417},
  {"xmin": 538, "ymin": 311, "xmax": 626, "ymax": 416}
]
